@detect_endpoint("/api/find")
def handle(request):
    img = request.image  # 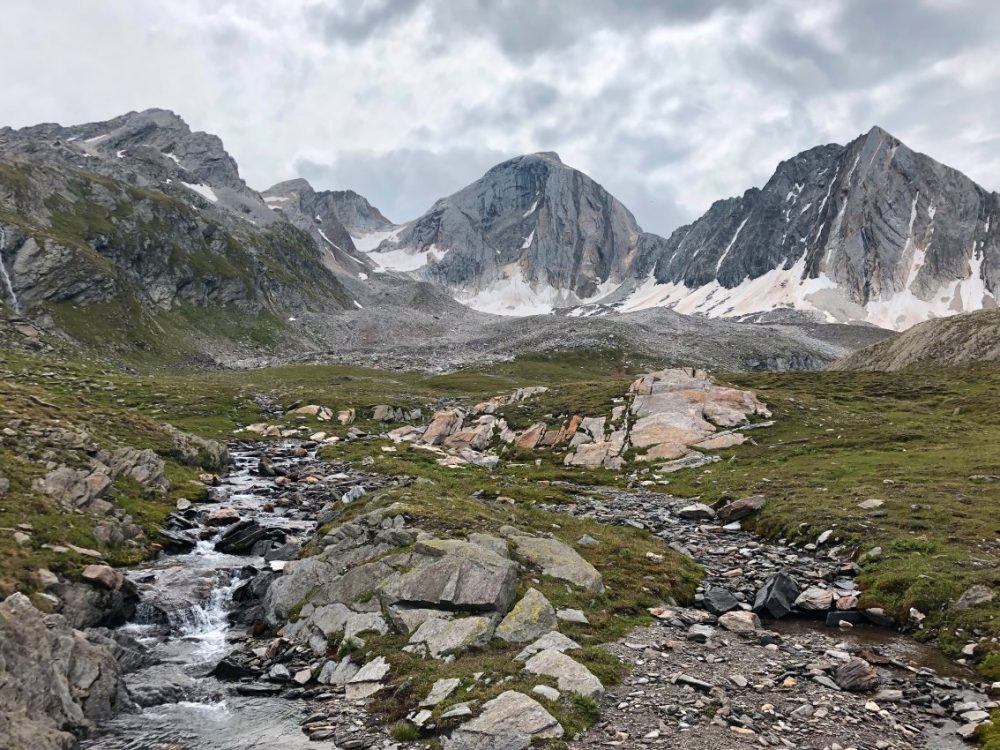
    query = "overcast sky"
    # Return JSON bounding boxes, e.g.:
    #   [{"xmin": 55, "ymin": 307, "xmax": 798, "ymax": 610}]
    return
[{"xmin": 4, "ymin": 0, "xmax": 1000, "ymax": 234}]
